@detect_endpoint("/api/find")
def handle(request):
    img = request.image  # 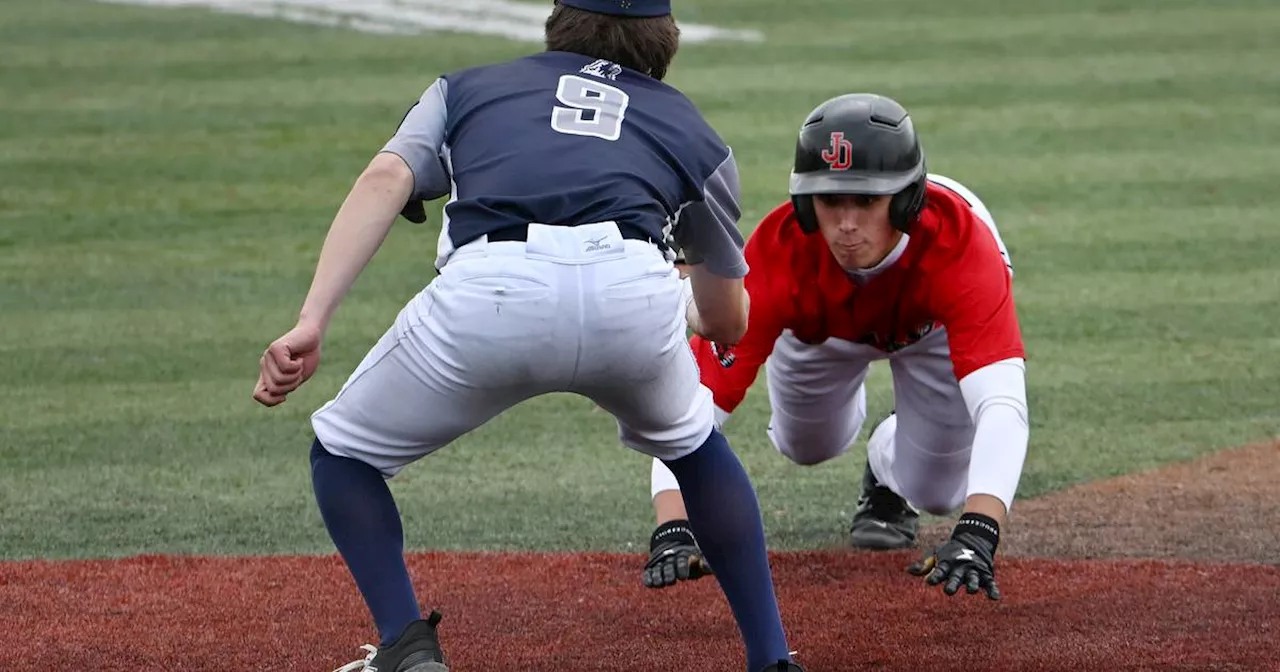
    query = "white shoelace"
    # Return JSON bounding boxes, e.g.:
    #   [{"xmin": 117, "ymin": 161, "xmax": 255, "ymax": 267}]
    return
[{"xmin": 331, "ymin": 644, "xmax": 378, "ymax": 672}]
